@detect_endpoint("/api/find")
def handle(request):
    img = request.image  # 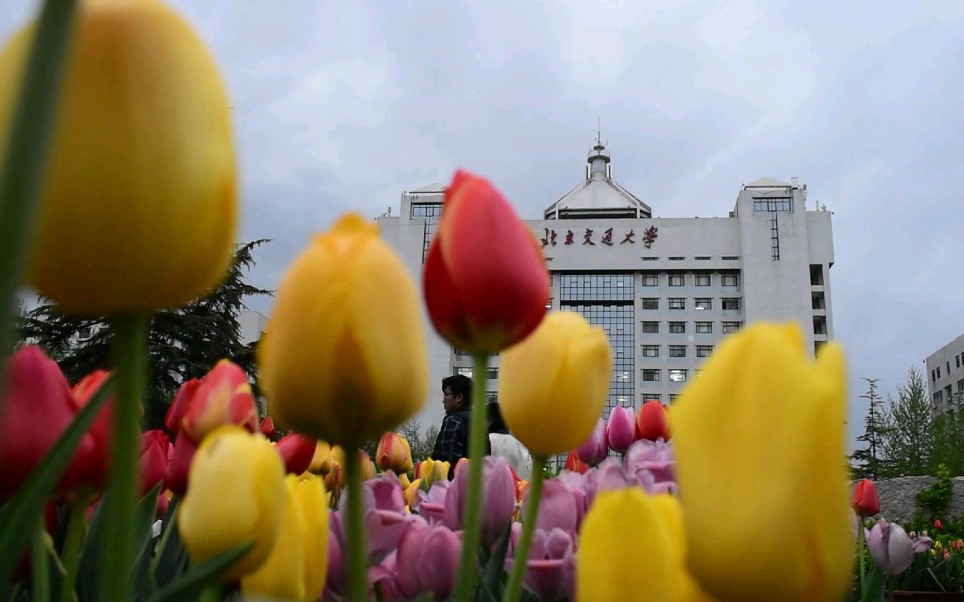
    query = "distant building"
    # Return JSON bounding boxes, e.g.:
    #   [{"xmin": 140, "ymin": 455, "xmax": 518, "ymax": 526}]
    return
[
  {"xmin": 377, "ymin": 141, "xmax": 836, "ymax": 432},
  {"xmin": 926, "ymin": 333, "xmax": 964, "ymax": 416}
]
